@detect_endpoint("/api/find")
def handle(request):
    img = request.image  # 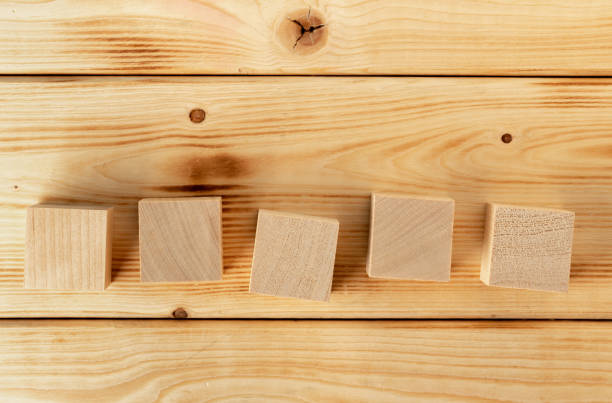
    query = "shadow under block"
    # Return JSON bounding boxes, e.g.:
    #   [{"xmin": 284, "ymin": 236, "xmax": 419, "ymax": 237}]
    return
[
  {"xmin": 367, "ymin": 193, "xmax": 454, "ymax": 281},
  {"xmin": 249, "ymin": 210, "xmax": 339, "ymax": 302},
  {"xmin": 25, "ymin": 204, "xmax": 113, "ymax": 290},
  {"xmin": 480, "ymin": 203, "xmax": 575, "ymax": 292},
  {"xmin": 139, "ymin": 197, "xmax": 223, "ymax": 282}
]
